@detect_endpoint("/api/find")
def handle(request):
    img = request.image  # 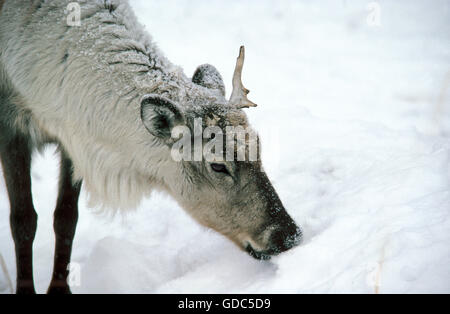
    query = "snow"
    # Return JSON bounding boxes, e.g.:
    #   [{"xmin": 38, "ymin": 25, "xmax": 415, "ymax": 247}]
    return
[{"xmin": 1, "ymin": 0, "xmax": 450, "ymax": 293}]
